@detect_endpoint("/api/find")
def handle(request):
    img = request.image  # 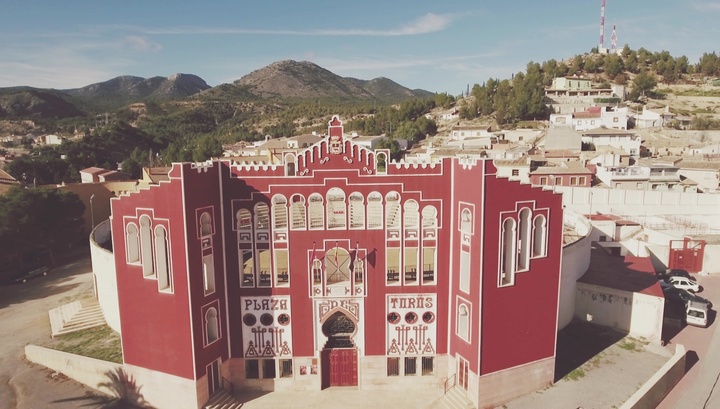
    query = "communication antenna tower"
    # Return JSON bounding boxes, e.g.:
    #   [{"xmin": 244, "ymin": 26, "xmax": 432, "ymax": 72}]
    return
[
  {"xmin": 599, "ymin": 0, "xmax": 606, "ymax": 50},
  {"xmin": 610, "ymin": 24, "xmax": 618, "ymax": 53}
]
